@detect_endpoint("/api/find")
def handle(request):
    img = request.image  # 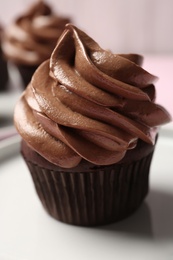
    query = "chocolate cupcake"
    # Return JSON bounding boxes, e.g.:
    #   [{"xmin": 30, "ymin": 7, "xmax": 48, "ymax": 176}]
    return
[
  {"xmin": 2, "ymin": 1, "xmax": 70, "ymax": 88},
  {"xmin": 14, "ymin": 24, "xmax": 171, "ymax": 226},
  {"xmin": 0, "ymin": 25, "xmax": 8, "ymax": 91}
]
